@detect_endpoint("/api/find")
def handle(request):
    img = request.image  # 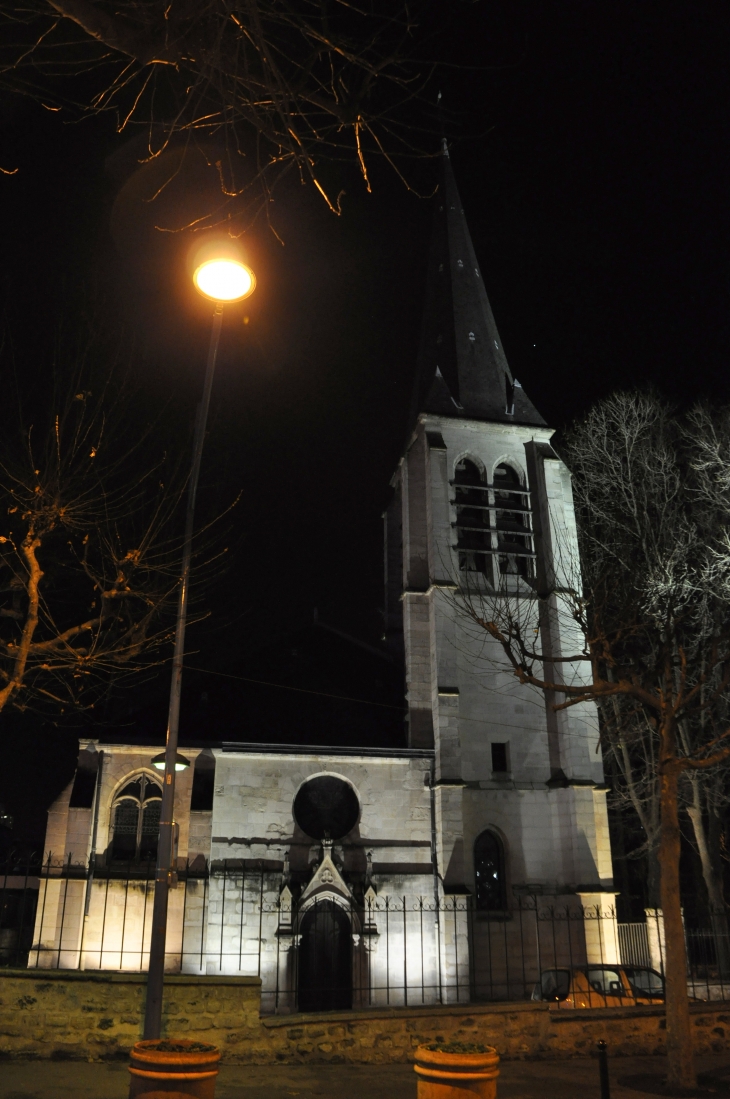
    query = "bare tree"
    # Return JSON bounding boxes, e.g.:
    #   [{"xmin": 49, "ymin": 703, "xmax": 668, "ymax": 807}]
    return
[
  {"xmin": 599, "ymin": 697, "xmax": 662, "ymax": 903},
  {"xmin": 0, "ymin": 0, "xmax": 446, "ymax": 219},
  {"xmin": 455, "ymin": 392, "xmax": 730, "ymax": 1089},
  {"xmin": 0, "ymin": 338, "xmax": 212, "ymax": 721},
  {"xmin": 683, "ymin": 765, "xmax": 730, "ymax": 949},
  {"xmin": 601, "ymin": 671, "xmax": 730, "ymax": 970}
]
